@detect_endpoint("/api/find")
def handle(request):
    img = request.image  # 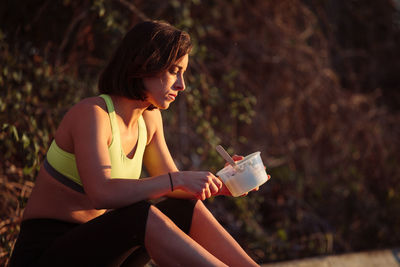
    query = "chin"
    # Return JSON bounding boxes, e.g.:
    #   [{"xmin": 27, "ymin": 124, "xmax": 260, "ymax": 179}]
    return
[{"xmin": 156, "ymin": 102, "xmax": 171, "ymax": 110}]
